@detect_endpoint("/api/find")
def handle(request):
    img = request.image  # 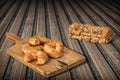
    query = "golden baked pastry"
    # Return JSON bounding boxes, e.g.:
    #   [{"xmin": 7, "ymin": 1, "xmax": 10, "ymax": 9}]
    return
[
  {"xmin": 69, "ymin": 23, "xmax": 113, "ymax": 43},
  {"xmin": 28, "ymin": 37, "xmax": 41, "ymax": 45},
  {"xmin": 33, "ymin": 36, "xmax": 49, "ymax": 43},
  {"xmin": 22, "ymin": 44, "xmax": 43, "ymax": 54},
  {"xmin": 23, "ymin": 50, "xmax": 48, "ymax": 65},
  {"xmin": 22, "ymin": 36, "xmax": 64, "ymax": 65},
  {"xmin": 28, "ymin": 36, "xmax": 49, "ymax": 46},
  {"xmin": 43, "ymin": 40, "xmax": 64, "ymax": 58}
]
